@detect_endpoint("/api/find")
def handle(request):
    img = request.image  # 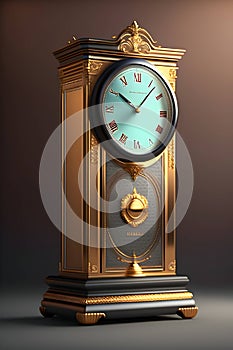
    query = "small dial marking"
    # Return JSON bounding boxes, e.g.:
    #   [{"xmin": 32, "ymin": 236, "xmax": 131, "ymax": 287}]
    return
[
  {"xmin": 156, "ymin": 93, "xmax": 163, "ymax": 100},
  {"xmin": 156, "ymin": 125, "xmax": 163, "ymax": 134},
  {"xmin": 105, "ymin": 105, "xmax": 114, "ymax": 113},
  {"xmin": 148, "ymin": 80, "xmax": 153, "ymax": 88}
]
